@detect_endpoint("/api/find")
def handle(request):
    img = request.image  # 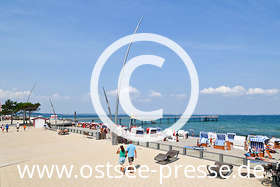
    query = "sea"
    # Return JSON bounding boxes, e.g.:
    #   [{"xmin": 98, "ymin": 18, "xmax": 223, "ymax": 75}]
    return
[{"xmin": 35, "ymin": 113, "xmax": 280, "ymax": 138}]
